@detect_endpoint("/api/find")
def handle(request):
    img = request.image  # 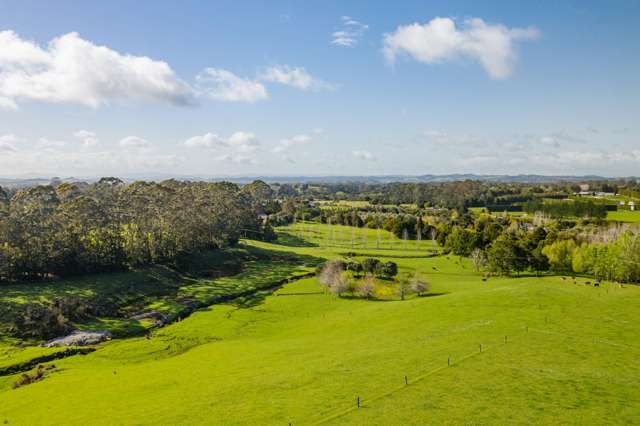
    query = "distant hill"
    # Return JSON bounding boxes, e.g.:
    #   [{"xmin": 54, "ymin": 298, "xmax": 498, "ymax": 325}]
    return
[{"xmin": 0, "ymin": 174, "xmax": 637, "ymax": 189}]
